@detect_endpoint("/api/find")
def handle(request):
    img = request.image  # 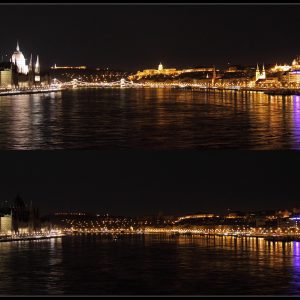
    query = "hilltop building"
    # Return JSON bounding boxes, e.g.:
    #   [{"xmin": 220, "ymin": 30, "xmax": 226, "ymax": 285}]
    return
[
  {"xmin": 129, "ymin": 63, "xmax": 216, "ymax": 81},
  {"xmin": 270, "ymin": 63, "xmax": 291, "ymax": 73},
  {"xmin": 292, "ymin": 57, "xmax": 300, "ymax": 70},
  {"xmin": 130, "ymin": 63, "xmax": 179, "ymax": 80}
]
